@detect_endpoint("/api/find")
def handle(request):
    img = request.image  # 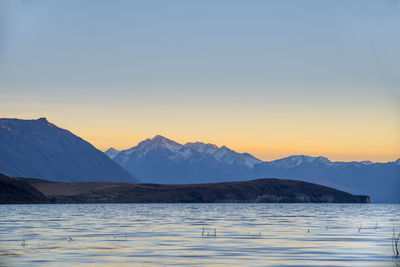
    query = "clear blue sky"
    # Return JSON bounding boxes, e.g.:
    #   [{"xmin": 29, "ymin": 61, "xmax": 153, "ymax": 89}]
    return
[{"xmin": 1, "ymin": 0, "xmax": 399, "ymax": 161}]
